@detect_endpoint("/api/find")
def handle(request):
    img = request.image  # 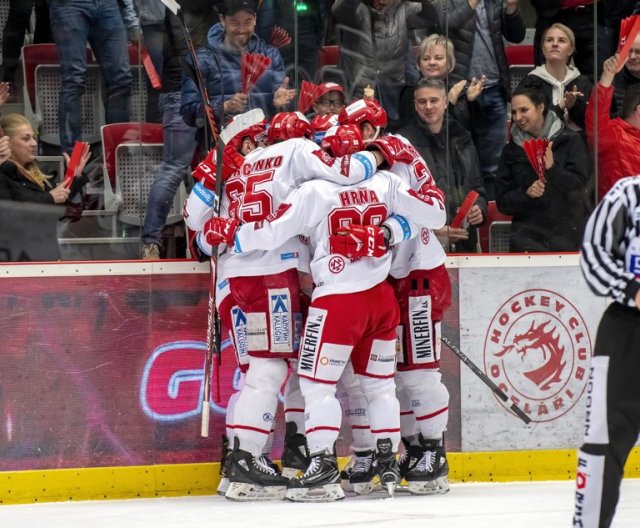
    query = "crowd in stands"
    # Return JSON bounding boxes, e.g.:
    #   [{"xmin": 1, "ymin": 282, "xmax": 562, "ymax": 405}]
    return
[{"xmin": 1, "ymin": 0, "xmax": 640, "ymax": 261}]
